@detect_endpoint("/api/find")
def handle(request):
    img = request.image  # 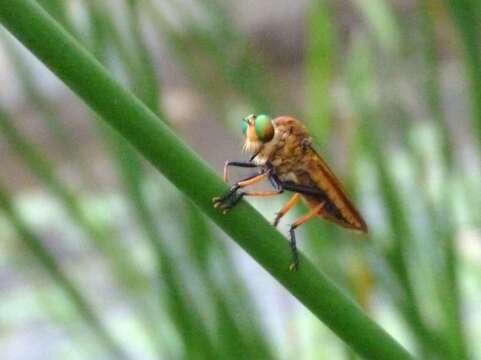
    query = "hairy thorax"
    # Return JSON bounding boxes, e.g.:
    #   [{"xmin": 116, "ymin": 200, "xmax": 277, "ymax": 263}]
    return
[{"xmin": 253, "ymin": 116, "xmax": 312, "ymax": 183}]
